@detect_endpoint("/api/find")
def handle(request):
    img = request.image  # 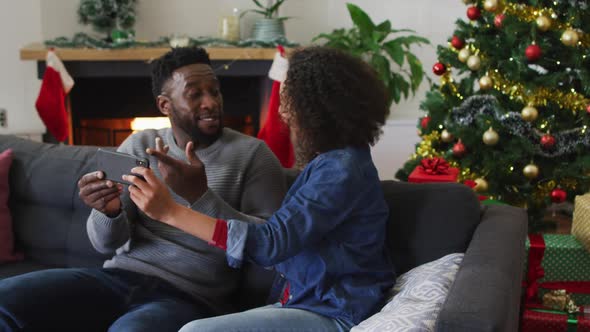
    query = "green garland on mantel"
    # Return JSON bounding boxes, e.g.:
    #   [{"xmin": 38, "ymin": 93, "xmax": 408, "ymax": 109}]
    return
[{"xmin": 44, "ymin": 32, "xmax": 299, "ymax": 49}]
